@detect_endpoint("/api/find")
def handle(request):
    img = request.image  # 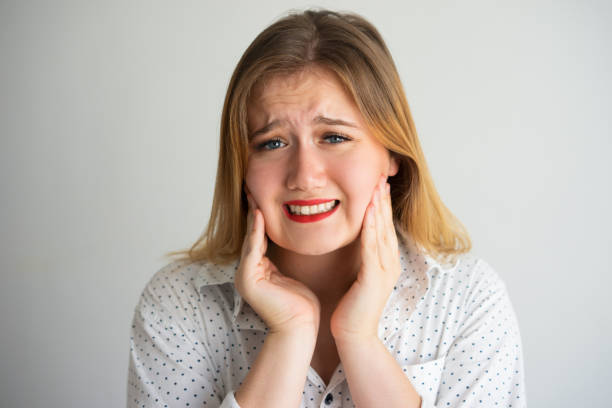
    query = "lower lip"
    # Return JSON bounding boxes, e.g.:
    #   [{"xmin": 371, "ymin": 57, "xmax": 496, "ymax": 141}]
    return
[{"xmin": 283, "ymin": 202, "xmax": 339, "ymax": 223}]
